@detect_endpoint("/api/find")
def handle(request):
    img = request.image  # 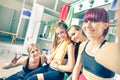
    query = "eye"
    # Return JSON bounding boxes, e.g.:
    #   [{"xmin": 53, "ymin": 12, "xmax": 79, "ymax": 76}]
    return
[
  {"xmin": 60, "ymin": 31, "xmax": 64, "ymax": 34},
  {"xmin": 71, "ymin": 33, "xmax": 75, "ymax": 36},
  {"xmin": 36, "ymin": 49, "xmax": 38, "ymax": 52},
  {"xmin": 56, "ymin": 33, "xmax": 59, "ymax": 35},
  {"xmin": 31, "ymin": 51, "xmax": 35, "ymax": 53}
]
